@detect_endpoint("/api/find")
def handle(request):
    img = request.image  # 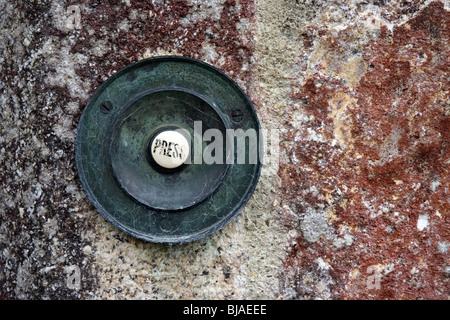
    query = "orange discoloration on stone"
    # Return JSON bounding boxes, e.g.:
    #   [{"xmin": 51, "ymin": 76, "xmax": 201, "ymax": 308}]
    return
[{"xmin": 281, "ymin": 1, "xmax": 449, "ymax": 299}]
